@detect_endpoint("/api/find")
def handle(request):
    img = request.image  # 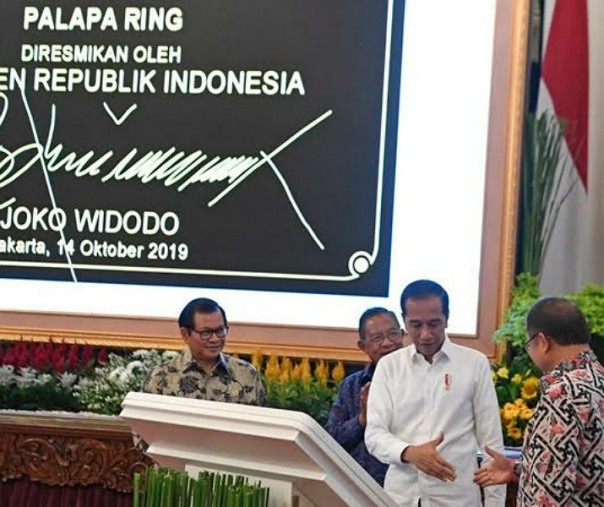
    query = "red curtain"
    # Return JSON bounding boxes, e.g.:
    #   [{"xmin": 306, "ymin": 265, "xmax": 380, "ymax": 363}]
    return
[{"xmin": 0, "ymin": 477, "xmax": 132, "ymax": 507}]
